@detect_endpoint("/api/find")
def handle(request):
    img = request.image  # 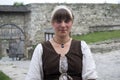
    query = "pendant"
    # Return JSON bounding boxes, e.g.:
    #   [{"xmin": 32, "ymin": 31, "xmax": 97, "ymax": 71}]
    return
[{"xmin": 61, "ymin": 44, "xmax": 64, "ymax": 48}]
